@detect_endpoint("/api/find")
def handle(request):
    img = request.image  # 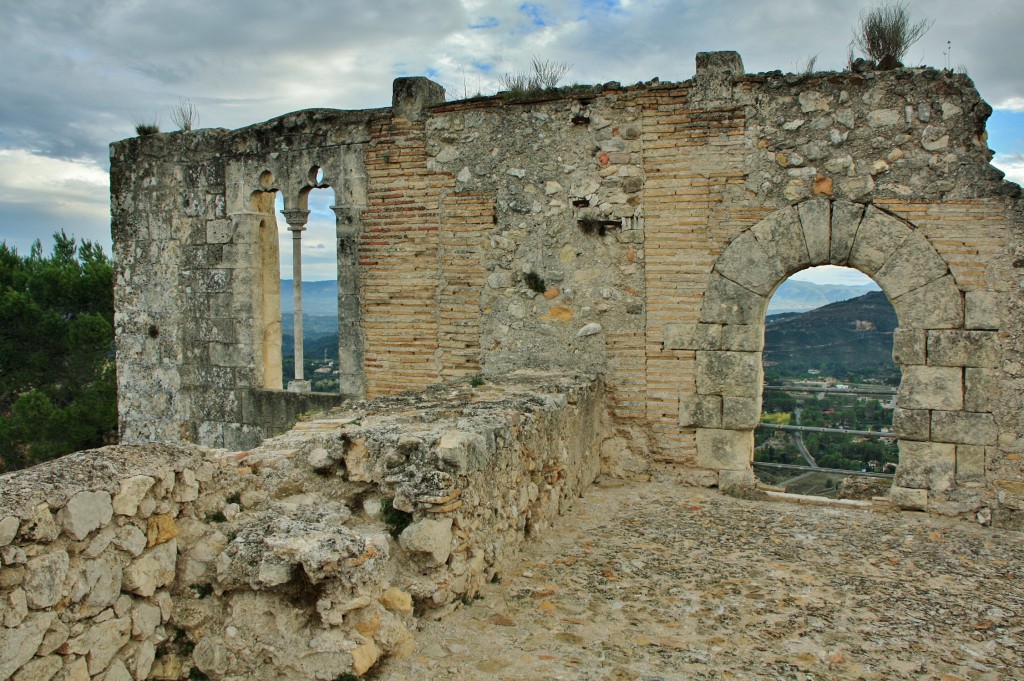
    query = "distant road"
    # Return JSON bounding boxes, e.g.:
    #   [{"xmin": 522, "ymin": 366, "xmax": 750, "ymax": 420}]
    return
[{"xmin": 792, "ymin": 408, "xmax": 817, "ymax": 468}]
